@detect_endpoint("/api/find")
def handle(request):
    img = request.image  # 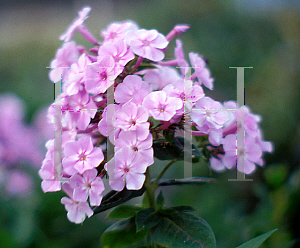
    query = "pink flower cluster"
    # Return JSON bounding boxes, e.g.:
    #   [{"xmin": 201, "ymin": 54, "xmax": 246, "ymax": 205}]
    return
[
  {"xmin": 0, "ymin": 94, "xmax": 48, "ymax": 197},
  {"xmin": 39, "ymin": 6, "xmax": 273, "ymax": 224}
]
